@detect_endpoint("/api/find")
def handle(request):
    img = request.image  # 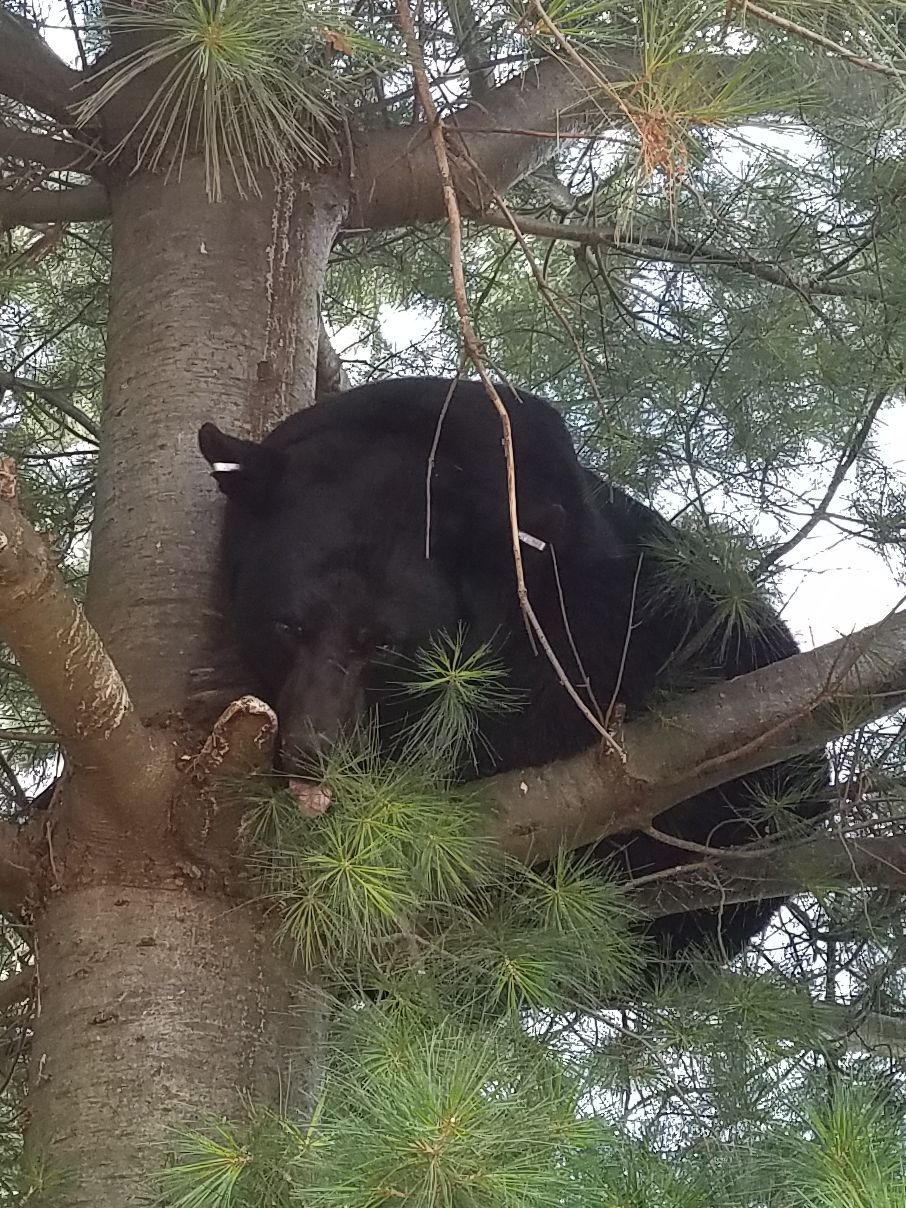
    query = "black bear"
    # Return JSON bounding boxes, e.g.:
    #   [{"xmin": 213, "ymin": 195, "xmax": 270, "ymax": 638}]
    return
[{"xmin": 199, "ymin": 377, "xmax": 826, "ymax": 964}]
